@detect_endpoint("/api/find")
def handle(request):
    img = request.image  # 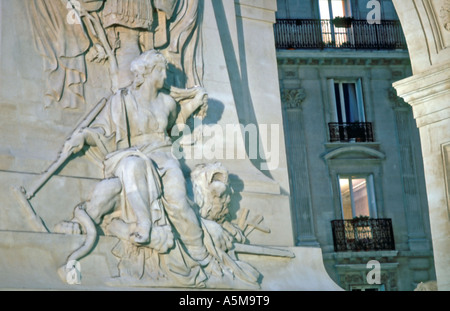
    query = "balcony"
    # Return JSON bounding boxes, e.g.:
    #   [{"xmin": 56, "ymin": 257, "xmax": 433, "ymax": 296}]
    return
[
  {"xmin": 331, "ymin": 218, "xmax": 395, "ymax": 252},
  {"xmin": 328, "ymin": 122, "xmax": 374, "ymax": 143},
  {"xmin": 274, "ymin": 19, "xmax": 407, "ymax": 50}
]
